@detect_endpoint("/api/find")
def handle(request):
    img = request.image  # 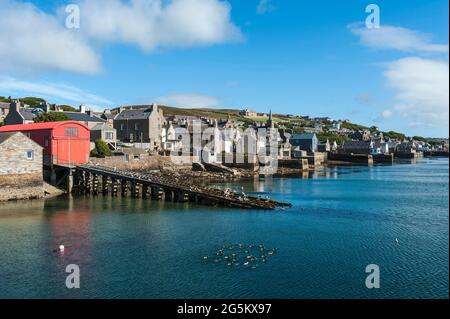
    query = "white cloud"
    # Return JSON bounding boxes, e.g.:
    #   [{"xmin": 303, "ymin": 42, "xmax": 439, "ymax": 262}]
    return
[
  {"xmin": 256, "ymin": 0, "xmax": 276, "ymax": 15},
  {"xmin": 350, "ymin": 24, "xmax": 449, "ymax": 53},
  {"xmin": 383, "ymin": 57, "xmax": 449, "ymax": 128},
  {"xmin": 155, "ymin": 93, "xmax": 221, "ymax": 108},
  {"xmin": 78, "ymin": 0, "xmax": 243, "ymax": 51},
  {"xmin": 0, "ymin": 0, "xmax": 241, "ymax": 74},
  {"xmin": 0, "ymin": 77, "xmax": 113, "ymax": 108},
  {"xmin": 0, "ymin": 1, "xmax": 101, "ymax": 74}
]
